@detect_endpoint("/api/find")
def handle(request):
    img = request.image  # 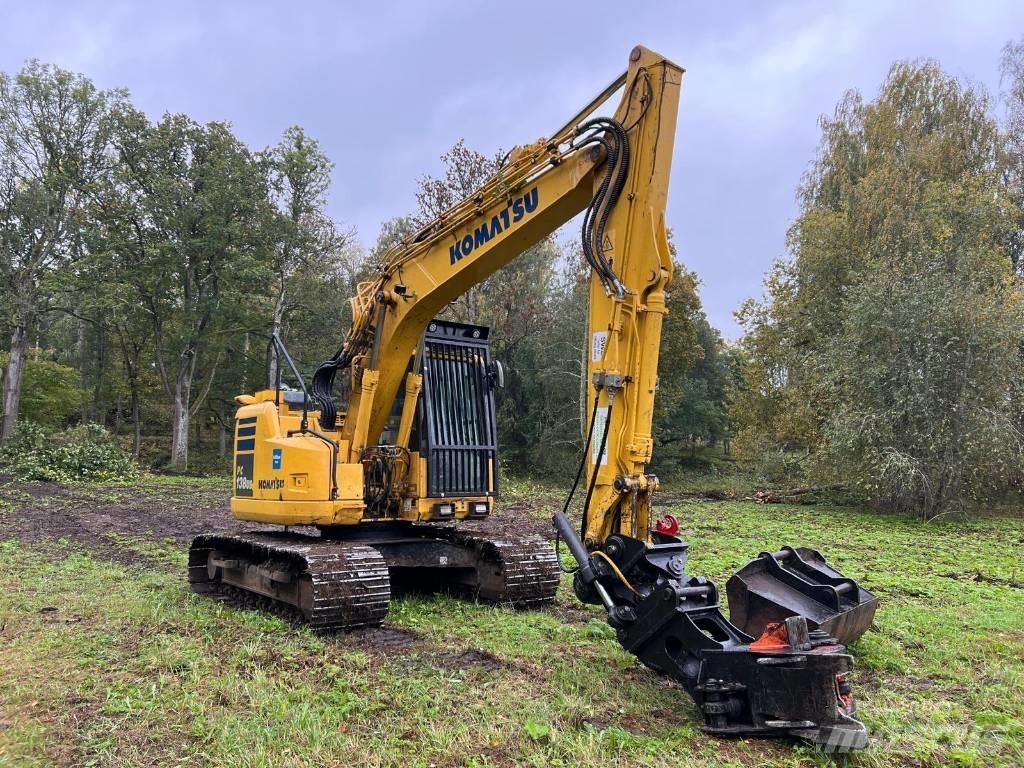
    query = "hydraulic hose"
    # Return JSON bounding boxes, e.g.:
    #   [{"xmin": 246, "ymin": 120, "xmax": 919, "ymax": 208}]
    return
[
  {"xmin": 575, "ymin": 117, "xmax": 630, "ymax": 297},
  {"xmin": 553, "ymin": 392, "xmax": 601, "ymax": 573},
  {"xmin": 580, "ymin": 394, "xmax": 614, "ymax": 542}
]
